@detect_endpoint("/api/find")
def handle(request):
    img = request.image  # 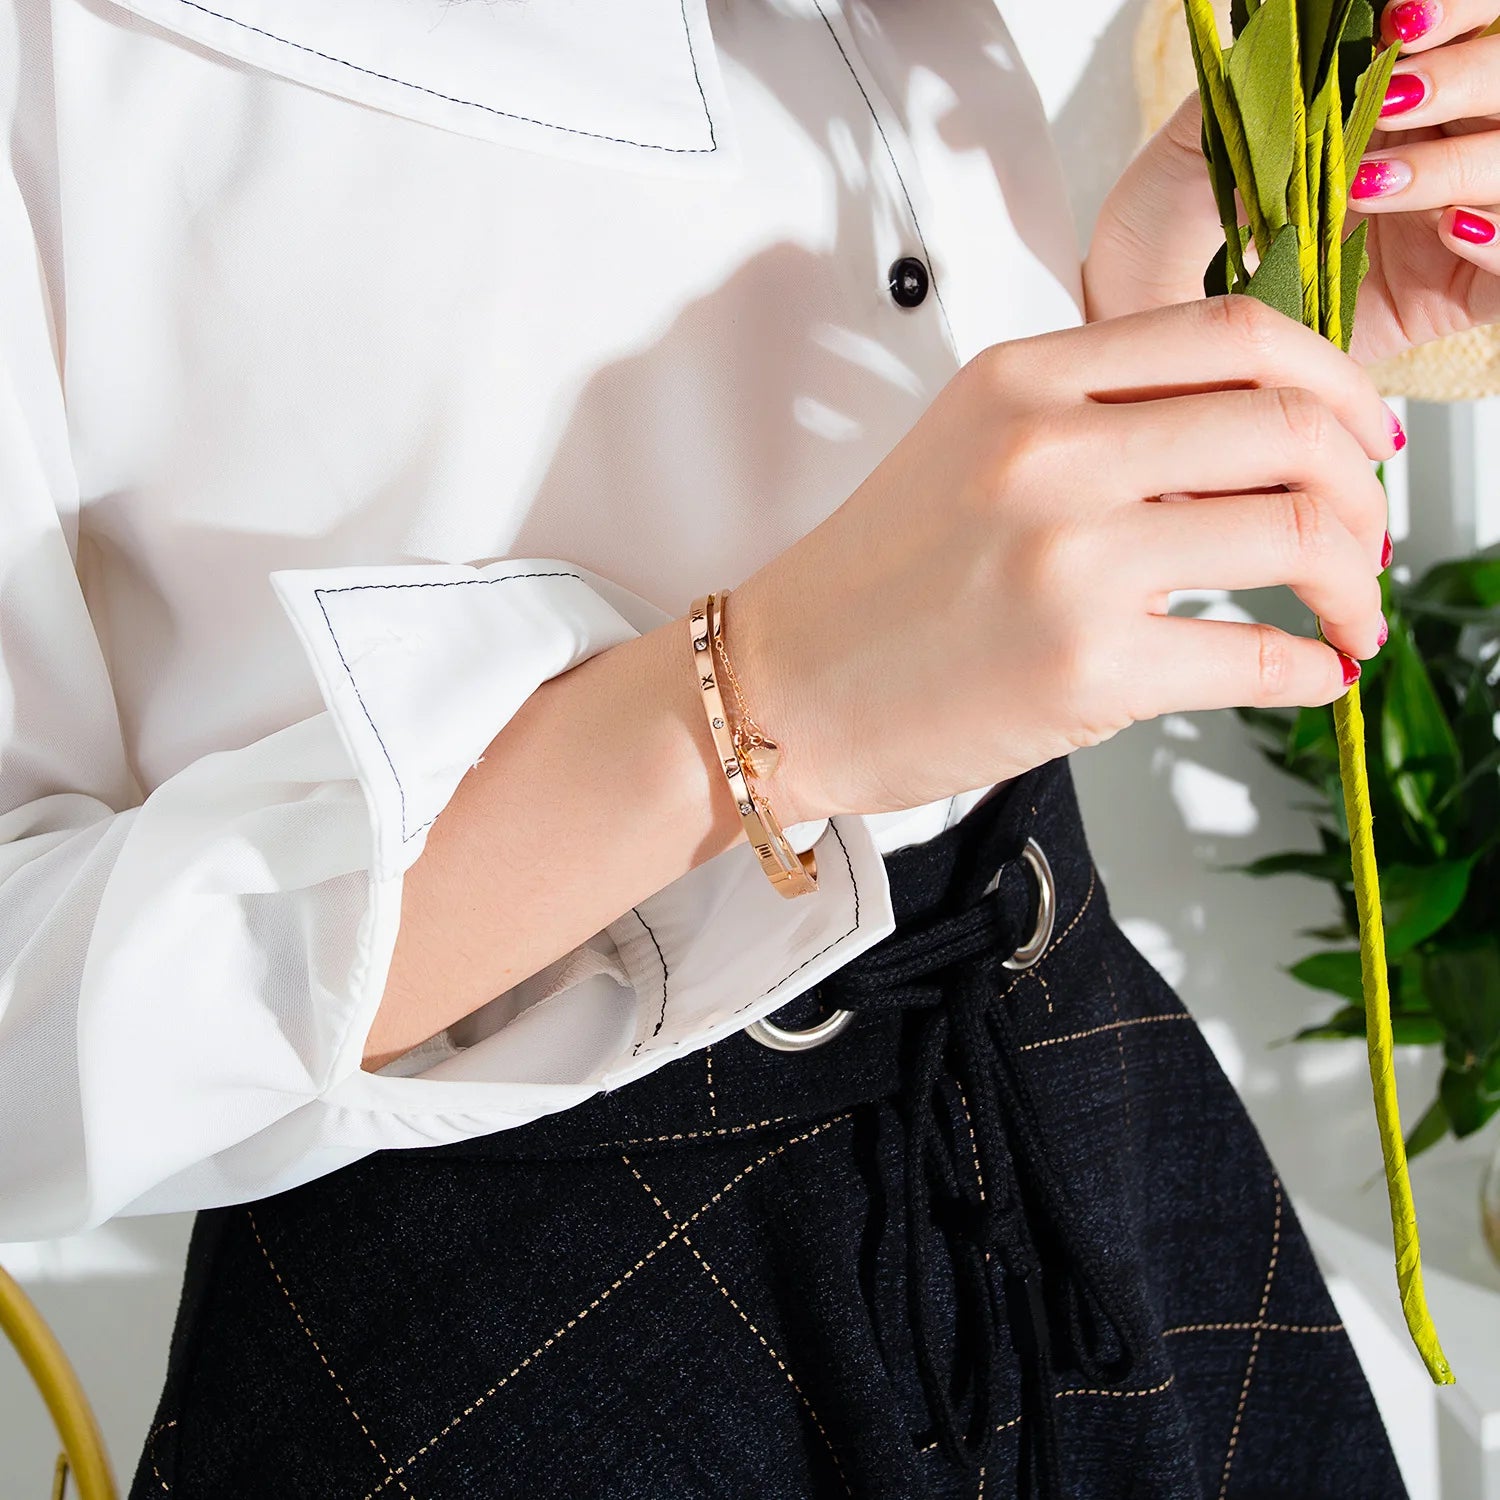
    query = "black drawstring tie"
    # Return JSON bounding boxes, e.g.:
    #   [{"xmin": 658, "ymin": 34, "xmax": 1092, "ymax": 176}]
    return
[{"xmin": 818, "ymin": 824, "xmax": 1150, "ymax": 1495}]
